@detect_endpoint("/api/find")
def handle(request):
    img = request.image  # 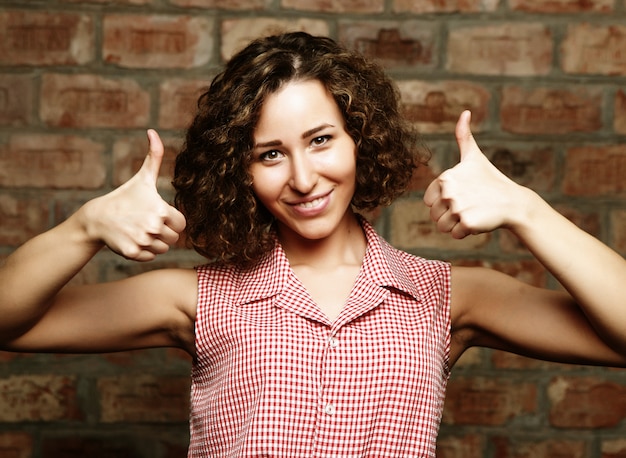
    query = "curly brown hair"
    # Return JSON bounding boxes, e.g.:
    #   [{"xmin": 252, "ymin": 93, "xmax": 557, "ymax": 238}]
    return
[{"xmin": 173, "ymin": 31, "xmax": 428, "ymax": 265}]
